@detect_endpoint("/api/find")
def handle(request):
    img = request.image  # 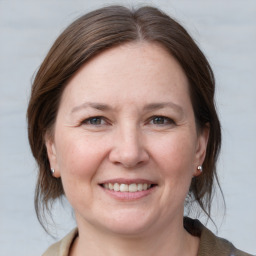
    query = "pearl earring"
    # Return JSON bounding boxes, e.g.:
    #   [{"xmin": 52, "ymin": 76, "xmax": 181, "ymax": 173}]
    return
[
  {"xmin": 50, "ymin": 168, "xmax": 55, "ymax": 175},
  {"xmin": 197, "ymin": 165, "xmax": 203, "ymax": 172}
]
